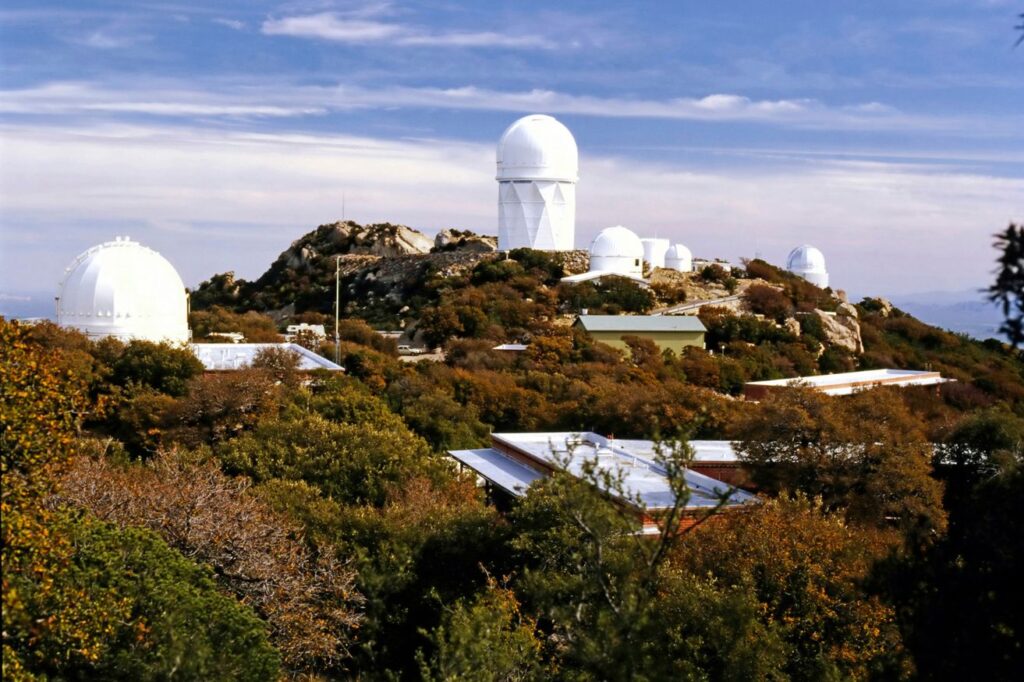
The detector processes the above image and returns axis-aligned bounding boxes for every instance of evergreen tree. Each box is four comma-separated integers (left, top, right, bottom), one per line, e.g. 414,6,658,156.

989,223,1024,347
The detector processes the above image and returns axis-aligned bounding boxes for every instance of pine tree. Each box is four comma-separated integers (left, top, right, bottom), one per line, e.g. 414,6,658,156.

988,223,1024,347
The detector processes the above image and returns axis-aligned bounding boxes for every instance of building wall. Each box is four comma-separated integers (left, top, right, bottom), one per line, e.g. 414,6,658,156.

584,329,705,353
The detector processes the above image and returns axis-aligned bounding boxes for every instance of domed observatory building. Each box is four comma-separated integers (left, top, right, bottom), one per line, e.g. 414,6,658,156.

786,244,829,288
562,226,647,284
664,243,693,272
640,238,669,270
56,237,190,343
496,114,578,251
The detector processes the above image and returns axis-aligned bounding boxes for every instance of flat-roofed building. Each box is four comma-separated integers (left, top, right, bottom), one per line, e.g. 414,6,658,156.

449,432,756,533
574,314,706,353
744,368,950,400
191,343,343,372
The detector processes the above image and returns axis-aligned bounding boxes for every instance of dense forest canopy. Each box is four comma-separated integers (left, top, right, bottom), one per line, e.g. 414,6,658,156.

3,224,1022,679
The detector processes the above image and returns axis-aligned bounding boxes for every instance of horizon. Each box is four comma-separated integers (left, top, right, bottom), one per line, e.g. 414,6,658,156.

1,1,1022,302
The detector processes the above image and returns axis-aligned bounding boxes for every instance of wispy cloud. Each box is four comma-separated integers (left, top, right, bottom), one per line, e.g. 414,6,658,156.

261,11,555,49
2,79,1000,134
212,18,244,31
1,121,1020,296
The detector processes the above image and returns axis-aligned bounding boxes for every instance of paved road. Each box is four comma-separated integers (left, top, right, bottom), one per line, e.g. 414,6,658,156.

651,294,742,316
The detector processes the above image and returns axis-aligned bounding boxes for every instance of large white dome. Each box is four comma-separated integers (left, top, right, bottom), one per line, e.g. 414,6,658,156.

665,243,693,272
589,226,644,276
496,114,578,182
56,237,190,343
786,244,829,288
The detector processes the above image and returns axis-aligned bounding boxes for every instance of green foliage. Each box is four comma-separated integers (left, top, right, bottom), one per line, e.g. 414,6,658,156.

2,319,104,673
97,339,204,397
418,580,543,682
560,276,655,315
988,223,1024,347
219,412,436,506
29,513,279,681
735,387,947,541
189,305,281,342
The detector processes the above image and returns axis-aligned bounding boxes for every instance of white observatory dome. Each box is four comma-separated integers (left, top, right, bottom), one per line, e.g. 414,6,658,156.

640,238,670,270
664,243,693,272
786,244,829,288
56,237,190,344
589,226,644,276
496,114,579,182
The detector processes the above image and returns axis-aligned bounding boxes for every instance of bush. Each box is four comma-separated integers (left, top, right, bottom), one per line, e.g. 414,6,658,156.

743,284,793,322
27,513,280,681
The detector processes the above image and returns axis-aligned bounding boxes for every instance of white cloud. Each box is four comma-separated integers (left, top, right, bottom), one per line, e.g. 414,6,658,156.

260,12,555,49
3,79,1001,134
212,18,245,31
1,122,1020,298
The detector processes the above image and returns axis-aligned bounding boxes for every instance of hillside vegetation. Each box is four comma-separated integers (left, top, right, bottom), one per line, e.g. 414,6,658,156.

4,221,1022,680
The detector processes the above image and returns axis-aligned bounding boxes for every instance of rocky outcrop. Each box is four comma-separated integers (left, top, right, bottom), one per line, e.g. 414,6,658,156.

433,228,497,253
554,250,590,275
814,306,863,354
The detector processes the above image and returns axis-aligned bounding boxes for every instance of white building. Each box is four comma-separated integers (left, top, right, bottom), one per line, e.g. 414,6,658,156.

561,225,647,285
640,238,669,270
496,114,578,251
588,225,645,276
450,432,756,533
56,237,190,344
664,243,693,272
787,244,829,288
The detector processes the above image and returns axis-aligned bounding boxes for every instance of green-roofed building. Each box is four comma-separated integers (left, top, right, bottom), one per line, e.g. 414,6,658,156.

573,315,706,353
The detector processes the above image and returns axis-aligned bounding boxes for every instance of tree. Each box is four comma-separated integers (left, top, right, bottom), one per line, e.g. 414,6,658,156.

676,496,907,680
60,449,363,674
509,440,740,680
217,412,440,507
418,579,543,682
29,512,280,681
988,223,1024,347
734,387,947,541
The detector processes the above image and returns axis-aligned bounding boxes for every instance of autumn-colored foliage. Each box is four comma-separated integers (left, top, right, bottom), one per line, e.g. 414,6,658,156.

59,448,363,674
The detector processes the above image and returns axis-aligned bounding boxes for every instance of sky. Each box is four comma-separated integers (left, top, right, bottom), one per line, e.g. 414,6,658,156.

0,0,1022,306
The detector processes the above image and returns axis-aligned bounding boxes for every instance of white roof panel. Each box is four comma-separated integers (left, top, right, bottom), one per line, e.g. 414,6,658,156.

190,343,343,371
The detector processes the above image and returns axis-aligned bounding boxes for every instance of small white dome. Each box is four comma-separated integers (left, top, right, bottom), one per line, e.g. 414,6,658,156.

57,237,190,343
496,114,578,182
665,243,693,272
589,226,644,276
786,244,829,288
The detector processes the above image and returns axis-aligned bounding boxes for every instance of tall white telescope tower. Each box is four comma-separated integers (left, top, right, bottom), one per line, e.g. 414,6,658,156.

496,114,578,251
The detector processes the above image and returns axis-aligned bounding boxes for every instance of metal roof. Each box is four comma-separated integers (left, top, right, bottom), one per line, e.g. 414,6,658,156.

451,432,754,512
190,343,343,371
575,315,706,333
745,368,949,396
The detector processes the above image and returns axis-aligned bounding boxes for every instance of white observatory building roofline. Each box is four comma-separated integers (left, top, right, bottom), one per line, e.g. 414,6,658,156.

56,236,190,344
496,114,578,251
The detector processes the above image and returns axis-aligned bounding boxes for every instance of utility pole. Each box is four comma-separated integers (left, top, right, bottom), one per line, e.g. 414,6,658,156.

334,256,341,365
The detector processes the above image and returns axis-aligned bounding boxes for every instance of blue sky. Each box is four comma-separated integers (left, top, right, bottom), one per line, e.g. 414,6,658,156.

1,0,1021,304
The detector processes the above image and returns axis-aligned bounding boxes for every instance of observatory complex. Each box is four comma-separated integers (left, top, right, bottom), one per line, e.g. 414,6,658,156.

56,237,190,344
496,114,578,251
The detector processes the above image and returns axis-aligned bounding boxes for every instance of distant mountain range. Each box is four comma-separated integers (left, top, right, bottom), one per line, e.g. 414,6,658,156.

890,289,1005,342
0,292,53,320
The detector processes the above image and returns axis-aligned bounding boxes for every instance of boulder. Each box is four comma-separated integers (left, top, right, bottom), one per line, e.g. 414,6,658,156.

433,228,498,253
837,302,859,319
814,309,863,354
